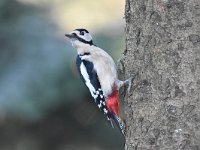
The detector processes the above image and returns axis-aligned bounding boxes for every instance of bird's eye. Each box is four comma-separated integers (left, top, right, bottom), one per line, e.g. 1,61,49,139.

80,31,85,35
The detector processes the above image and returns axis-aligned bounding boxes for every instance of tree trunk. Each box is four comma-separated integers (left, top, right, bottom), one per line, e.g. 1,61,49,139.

123,0,200,149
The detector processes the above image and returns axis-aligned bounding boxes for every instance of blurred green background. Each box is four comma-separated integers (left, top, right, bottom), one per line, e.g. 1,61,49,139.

0,0,125,149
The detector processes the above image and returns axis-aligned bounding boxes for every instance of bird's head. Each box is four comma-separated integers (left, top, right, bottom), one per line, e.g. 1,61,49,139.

65,28,93,48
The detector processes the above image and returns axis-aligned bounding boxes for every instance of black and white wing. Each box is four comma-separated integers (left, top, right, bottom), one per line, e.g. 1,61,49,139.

76,55,108,115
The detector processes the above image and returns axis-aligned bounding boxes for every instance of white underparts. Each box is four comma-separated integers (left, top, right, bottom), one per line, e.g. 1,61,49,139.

76,45,117,98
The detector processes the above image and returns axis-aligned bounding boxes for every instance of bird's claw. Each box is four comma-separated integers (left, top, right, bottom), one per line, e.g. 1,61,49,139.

125,77,133,94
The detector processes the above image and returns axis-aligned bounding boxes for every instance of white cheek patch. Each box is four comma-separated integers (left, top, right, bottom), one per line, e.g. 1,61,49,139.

80,63,97,99
79,33,92,42
85,33,92,41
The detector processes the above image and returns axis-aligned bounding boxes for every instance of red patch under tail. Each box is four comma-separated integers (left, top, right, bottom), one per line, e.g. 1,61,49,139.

105,90,119,116
105,89,125,135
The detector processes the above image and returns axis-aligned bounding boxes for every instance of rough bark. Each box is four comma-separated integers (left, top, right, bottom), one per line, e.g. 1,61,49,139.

123,0,200,149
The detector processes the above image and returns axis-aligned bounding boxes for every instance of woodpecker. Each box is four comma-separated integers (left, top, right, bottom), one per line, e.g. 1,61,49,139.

65,28,132,135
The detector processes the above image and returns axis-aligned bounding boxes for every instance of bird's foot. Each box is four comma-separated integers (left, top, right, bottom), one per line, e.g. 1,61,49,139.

124,77,133,94
116,72,138,94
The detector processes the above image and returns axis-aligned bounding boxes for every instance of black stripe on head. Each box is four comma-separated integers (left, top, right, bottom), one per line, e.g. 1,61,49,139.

72,33,94,46
75,28,89,33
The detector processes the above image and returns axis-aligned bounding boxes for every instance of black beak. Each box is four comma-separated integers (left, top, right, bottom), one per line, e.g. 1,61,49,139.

65,34,72,38
65,33,76,39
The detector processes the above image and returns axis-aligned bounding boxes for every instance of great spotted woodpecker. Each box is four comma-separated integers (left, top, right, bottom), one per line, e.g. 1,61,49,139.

65,28,132,134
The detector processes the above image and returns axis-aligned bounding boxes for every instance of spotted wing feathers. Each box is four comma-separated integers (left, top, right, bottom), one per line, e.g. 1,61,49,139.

76,55,125,135
76,55,108,115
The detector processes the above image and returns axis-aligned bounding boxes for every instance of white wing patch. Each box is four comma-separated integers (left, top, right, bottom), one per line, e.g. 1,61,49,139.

80,62,108,115
80,62,98,99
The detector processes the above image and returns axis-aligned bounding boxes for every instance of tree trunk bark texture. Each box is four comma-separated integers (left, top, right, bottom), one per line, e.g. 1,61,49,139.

123,0,200,149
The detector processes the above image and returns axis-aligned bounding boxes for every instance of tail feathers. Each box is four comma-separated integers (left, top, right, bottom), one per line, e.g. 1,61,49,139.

107,114,125,135
107,116,114,128
113,115,125,135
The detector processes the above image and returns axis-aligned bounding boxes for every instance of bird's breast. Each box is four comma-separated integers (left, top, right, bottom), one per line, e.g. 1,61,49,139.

93,60,117,97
